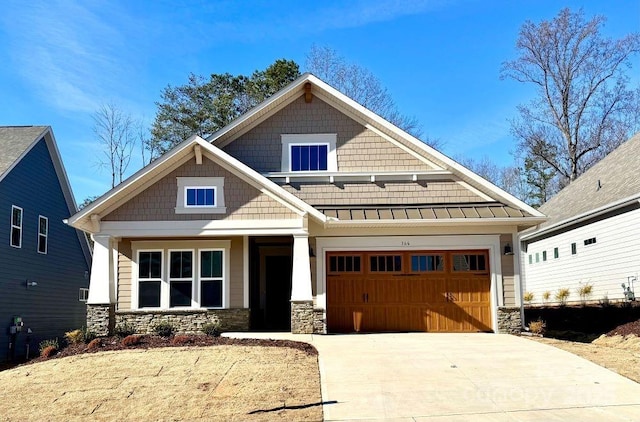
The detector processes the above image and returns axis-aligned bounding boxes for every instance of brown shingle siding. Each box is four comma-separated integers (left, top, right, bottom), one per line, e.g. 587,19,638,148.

224,95,432,173
103,158,297,221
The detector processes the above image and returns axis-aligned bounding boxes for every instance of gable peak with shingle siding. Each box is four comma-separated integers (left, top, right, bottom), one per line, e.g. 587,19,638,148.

209,73,543,220
538,132,640,228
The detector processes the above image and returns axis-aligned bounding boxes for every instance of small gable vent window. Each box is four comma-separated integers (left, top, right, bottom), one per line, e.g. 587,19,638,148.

584,237,597,246
281,134,337,172
176,177,226,214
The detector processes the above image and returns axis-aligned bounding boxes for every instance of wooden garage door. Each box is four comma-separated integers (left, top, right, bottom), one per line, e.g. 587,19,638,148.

326,250,492,333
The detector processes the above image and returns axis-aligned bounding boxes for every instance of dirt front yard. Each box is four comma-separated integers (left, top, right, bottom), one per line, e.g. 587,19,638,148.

528,335,640,384
0,345,322,421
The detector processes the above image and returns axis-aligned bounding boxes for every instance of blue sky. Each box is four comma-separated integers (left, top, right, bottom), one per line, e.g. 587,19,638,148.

1,0,639,203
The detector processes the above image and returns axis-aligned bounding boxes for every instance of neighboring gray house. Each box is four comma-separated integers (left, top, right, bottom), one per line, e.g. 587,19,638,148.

521,132,640,305
0,126,91,361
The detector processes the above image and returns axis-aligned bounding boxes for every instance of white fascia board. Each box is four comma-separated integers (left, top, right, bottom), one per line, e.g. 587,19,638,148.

68,135,200,229
520,195,640,242
100,219,307,237
324,217,546,229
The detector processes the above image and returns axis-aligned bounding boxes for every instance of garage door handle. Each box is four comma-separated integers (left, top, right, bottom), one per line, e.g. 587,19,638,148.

362,293,369,303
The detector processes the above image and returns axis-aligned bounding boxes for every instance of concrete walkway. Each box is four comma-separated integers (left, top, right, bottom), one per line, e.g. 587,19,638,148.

226,333,640,421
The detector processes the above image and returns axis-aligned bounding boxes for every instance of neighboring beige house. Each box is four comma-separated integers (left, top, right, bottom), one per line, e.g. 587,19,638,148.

521,132,640,305
68,74,544,336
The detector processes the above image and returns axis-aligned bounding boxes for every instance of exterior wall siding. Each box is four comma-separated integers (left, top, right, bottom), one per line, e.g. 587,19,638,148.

500,234,516,307
103,158,297,222
223,95,432,172
0,138,89,361
282,180,485,206
522,208,640,305
117,237,245,310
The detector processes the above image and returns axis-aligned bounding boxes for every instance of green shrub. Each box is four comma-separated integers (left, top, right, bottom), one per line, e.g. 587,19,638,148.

82,327,97,343
555,288,570,305
523,292,534,304
202,322,222,337
113,322,136,338
152,321,175,337
39,338,59,356
64,329,85,344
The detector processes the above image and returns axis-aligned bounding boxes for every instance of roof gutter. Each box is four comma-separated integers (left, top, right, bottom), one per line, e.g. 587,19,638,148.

324,216,547,229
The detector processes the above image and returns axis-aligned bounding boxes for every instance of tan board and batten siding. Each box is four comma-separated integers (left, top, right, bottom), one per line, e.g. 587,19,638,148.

116,237,245,310
223,96,433,172
103,158,298,222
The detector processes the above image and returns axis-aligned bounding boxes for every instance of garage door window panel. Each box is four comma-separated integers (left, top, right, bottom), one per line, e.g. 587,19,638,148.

369,255,402,273
328,255,362,274
411,254,445,272
452,254,487,272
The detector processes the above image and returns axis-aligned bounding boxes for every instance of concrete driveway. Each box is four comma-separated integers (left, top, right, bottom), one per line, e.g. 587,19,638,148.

229,332,640,421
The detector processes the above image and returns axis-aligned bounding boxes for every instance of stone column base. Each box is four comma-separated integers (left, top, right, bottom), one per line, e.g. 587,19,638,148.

497,307,522,334
291,301,314,334
87,304,115,337
313,308,326,334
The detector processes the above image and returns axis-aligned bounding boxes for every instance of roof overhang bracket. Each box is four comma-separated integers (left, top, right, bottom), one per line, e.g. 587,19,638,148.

304,82,313,103
194,145,203,165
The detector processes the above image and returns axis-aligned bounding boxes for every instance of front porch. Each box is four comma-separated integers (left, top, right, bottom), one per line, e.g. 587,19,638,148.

85,233,323,336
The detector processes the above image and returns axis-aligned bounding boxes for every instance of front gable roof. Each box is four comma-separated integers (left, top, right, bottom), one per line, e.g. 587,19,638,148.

68,136,327,233
208,73,544,221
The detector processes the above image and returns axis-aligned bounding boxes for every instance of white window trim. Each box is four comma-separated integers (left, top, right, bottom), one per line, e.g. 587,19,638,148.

79,288,89,302
199,248,226,309
281,134,337,172
37,215,48,254
131,240,231,311
168,249,196,309
135,249,164,309
175,177,226,214
10,205,22,248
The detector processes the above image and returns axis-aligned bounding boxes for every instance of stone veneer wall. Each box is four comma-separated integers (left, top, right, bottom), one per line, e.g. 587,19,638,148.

497,307,522,334
291,301,314,334
87,304,115,337
313,308,326,334
115,309,250,334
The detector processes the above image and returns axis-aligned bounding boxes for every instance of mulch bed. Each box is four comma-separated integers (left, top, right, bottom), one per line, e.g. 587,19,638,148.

5,335,317,371
606,319,640,337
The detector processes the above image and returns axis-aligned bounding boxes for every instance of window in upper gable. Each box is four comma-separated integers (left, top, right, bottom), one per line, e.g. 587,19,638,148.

281,134,337,172
175,177,226,214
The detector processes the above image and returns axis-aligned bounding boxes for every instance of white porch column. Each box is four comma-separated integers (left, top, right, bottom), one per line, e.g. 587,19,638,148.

291,234,313,301
88,234,115,304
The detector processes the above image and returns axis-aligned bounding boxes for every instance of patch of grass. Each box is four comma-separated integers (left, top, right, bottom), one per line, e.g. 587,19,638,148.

542,291,551,303
523,292,534,304
555,288,570,305
64,329,85,345
528,319,546,335
577,283,593,303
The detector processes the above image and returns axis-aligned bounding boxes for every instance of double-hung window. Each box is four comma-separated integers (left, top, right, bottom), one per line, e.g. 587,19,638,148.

169,250,193,307
200,250,224,308
138,251,162,308
38,216,48,254
10,205,22,248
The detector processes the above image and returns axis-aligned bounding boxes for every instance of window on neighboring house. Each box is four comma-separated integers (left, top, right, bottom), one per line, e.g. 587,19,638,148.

571,243,577,255
169,250,193,307
200,250,224,308
535,253,539,263
528,254,533,264
542,251,547,262
79,288,89,302
584,237,597,246
281,134,337,172
175,177,226,214
554,247,559,259
10,205,22,248
37,216,48,254
138,251,162,308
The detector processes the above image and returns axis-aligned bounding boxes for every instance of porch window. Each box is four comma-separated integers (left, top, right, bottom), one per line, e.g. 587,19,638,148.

138,251,162,308
200,250,224,308
169,250,193,307
10,205,22,248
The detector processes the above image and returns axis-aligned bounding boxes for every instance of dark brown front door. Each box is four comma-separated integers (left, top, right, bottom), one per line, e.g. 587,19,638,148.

326,251,492,333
